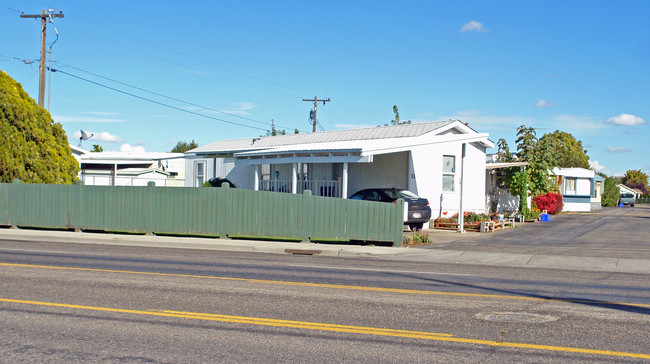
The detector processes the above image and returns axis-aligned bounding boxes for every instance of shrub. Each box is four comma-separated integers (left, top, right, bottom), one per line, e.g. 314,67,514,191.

403,231,431,246
534,192,564,214
602,177,620,207
203,177,236,188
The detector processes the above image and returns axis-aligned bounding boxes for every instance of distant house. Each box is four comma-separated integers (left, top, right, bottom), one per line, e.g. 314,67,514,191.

553,167,604,212
71,146,186,187
185,120,494,227
617,184,644,198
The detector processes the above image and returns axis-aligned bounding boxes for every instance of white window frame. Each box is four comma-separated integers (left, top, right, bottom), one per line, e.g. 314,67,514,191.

442,155,455,192
195,161,206,187
565,177,576,195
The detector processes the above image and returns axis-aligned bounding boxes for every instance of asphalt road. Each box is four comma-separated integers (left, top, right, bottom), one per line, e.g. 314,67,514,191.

1,239,649,363
425,205,650,259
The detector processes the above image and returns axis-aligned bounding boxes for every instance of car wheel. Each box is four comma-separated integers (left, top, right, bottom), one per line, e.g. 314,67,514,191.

409,223,423,231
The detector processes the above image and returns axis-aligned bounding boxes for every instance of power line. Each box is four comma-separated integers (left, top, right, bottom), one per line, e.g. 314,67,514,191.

50,67,268,132
7,54,307,133
7,2,385,130
53,62,300,131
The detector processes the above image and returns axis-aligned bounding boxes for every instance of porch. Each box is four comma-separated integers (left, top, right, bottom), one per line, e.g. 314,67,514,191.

259,179,343,198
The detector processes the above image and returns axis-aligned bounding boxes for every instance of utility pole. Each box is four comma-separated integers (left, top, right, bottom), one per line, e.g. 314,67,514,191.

303,96,330,132
21,9,64,108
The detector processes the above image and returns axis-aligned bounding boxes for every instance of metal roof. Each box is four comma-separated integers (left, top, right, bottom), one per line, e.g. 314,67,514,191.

190,120,456,154
485,161,529,169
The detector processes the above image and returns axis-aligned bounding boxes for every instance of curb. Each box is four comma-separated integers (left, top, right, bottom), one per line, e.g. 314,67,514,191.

0,228,648,274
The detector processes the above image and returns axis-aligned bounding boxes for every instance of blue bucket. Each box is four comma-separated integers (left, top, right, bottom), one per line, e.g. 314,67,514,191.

618,203,624,207
540,213,550,222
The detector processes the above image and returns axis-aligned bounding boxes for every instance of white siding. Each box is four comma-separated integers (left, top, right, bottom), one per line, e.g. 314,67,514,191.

564,202,591,212
185,157,214,187
410,141,487,219
576,178,591,195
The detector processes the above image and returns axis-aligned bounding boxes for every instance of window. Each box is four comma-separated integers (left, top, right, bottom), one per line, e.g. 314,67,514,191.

442,155,455,192
196,161,205,187
565,177,576,194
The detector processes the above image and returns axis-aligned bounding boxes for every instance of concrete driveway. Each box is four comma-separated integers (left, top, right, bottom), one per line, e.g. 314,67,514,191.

422,205,650,260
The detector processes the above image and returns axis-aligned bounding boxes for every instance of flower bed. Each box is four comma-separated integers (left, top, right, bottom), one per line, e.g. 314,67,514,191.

434,211,489,232
433,220,481,232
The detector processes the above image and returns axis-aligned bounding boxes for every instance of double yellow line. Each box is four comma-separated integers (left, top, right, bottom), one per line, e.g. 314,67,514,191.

1,262,649,309
1,297,648,359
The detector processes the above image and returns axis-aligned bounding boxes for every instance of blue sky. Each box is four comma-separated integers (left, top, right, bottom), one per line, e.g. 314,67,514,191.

1,0,648,176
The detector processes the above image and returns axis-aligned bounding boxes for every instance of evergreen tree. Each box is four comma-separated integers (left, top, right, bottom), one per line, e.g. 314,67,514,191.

170,139,199,153
0,70,79,183
601,176,621,207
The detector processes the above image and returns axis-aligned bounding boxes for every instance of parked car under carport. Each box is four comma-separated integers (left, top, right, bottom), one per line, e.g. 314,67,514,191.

349,188,432,231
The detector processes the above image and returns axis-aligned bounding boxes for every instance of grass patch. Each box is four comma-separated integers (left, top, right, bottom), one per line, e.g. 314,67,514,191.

227,235,302,242
310,237,350,244
154,232,220,239
14,226,74,232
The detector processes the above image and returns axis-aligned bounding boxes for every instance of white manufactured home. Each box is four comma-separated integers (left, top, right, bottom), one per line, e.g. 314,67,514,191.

553,167,604,212
70,146,187,187
185,120,493,227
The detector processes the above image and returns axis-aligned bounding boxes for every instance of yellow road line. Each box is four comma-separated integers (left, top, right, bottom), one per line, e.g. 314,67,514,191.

1,262,649,309
1,297,648,359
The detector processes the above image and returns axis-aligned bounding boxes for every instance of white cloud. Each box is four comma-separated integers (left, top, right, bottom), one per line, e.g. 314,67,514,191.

120,144,146,153
605,113,647,126
220,102,256,116
534,99,555,108
551,114,605,130
95,132,125,143
439,110,528,129
460,20,489,34
178,67,212,76
55,116,125,123
589,160,606,172
606,146,631,153
71,131,125,143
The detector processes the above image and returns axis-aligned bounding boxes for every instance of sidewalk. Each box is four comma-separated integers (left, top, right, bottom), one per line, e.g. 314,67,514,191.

1,225,648,274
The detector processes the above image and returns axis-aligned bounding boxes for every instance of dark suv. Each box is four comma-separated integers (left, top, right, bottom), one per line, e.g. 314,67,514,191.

349,188,431,231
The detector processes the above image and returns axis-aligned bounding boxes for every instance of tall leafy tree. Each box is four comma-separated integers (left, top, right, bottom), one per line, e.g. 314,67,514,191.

539,130,590,168
90,144,103,153
264,119,285,136
496,125,556,217
515,125,555,197
170,139,199,153
0,70,79,184
384,105,411,126
262,119,298,137
496,138,514,163
621,169,648,191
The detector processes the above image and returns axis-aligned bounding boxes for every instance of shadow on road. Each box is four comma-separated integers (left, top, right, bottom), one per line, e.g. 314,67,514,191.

395,273,650,315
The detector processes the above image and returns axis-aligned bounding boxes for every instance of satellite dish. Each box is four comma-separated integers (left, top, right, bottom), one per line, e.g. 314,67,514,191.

78,130,94,148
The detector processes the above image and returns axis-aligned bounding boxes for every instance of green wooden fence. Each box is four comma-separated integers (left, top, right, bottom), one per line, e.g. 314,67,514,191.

0,181,405,246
